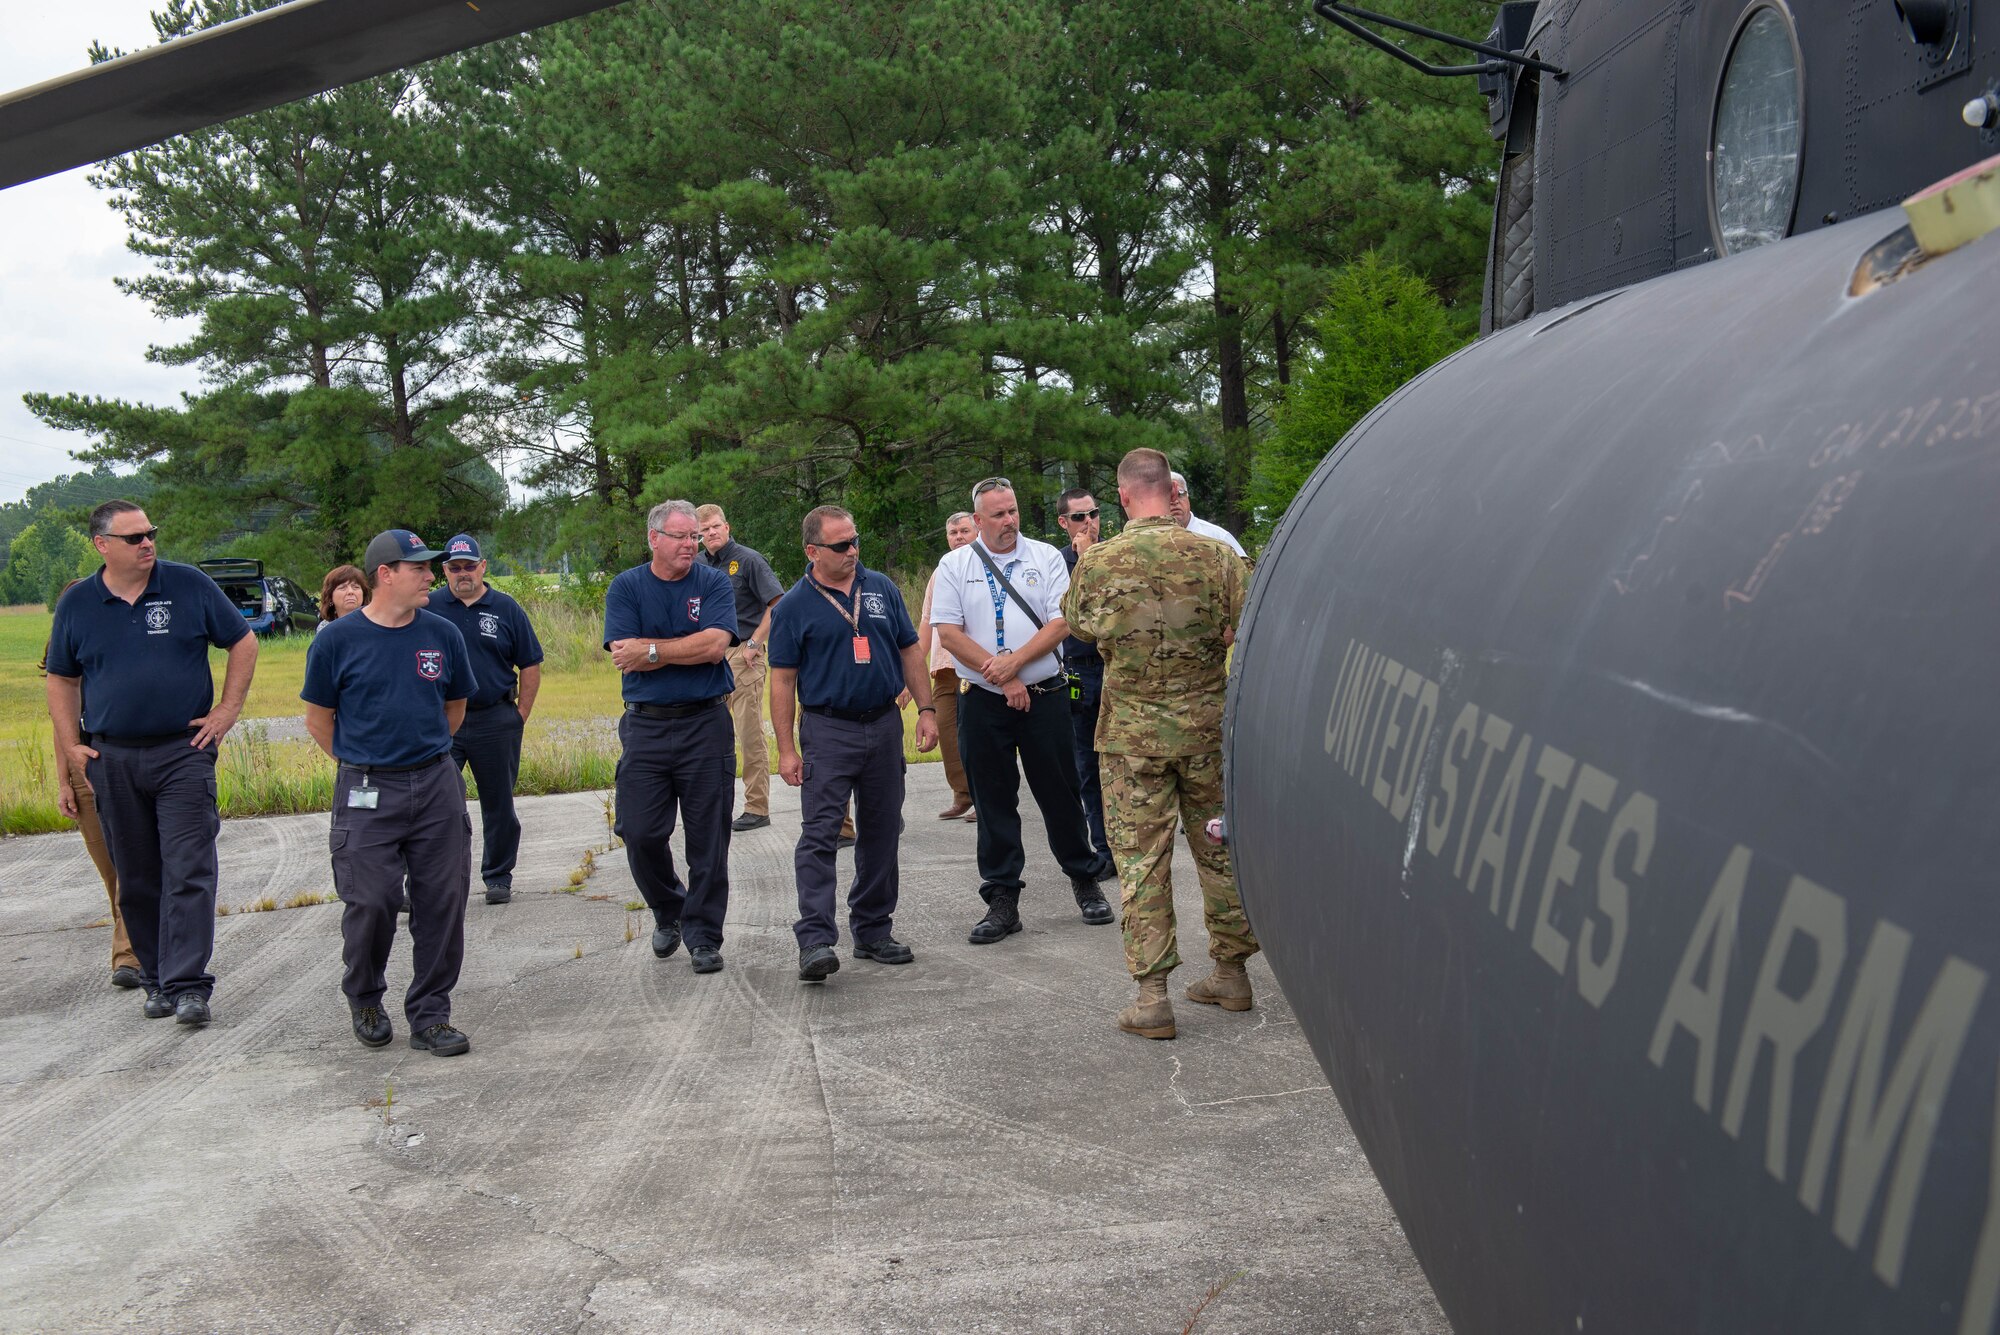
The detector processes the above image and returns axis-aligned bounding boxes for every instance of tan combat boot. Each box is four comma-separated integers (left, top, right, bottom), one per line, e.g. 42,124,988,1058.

1117,974,1176,1040
1185,960,1253,1012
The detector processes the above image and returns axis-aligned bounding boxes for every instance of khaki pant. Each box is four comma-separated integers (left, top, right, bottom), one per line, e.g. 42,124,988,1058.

727,643,772,816
1103,750,1257,980
71,770,138,973
932,668,970,805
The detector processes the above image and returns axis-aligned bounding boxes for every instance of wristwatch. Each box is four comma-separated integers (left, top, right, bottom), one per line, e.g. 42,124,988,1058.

645,642,658,664
749,640,764,652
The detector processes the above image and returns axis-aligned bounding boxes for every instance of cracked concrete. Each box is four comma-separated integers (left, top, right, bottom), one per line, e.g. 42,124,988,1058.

0,764,1445,1333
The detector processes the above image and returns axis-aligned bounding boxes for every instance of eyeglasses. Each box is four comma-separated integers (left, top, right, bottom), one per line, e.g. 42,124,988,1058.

971,476,1013,500
652,528,698,543
102,527,158,545
1062,508,1100,522
811,537,860,554
444,561,481,573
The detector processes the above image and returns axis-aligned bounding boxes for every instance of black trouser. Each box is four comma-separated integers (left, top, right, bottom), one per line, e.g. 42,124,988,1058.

453,701,525,890
86,738,221,1000
329,759,470,1029
957,683,1102,899
794,708,906,949
1068,655,1110,864
614,707,734,949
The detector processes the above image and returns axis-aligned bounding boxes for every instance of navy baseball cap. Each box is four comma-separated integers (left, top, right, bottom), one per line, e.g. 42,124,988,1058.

362,528,445,574
443,534,483,562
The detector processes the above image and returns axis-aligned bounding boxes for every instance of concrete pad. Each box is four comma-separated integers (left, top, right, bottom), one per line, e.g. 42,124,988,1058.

0,764,1446,1333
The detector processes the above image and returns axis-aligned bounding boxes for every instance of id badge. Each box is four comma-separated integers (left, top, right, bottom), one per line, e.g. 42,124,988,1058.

852,635,871,665
347,784,379,810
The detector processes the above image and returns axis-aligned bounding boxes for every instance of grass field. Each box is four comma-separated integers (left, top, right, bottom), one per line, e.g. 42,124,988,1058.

2,587,938,837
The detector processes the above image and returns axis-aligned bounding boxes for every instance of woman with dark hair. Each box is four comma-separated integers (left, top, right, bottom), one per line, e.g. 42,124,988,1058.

42,578,141,989
317,564,366,633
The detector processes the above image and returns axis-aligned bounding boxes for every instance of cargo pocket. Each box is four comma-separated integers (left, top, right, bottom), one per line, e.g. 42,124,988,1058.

328,829,352,903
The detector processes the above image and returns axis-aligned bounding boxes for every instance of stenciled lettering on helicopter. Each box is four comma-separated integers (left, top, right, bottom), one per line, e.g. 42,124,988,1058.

1319,634,2000,1324
1322,636,1646,1008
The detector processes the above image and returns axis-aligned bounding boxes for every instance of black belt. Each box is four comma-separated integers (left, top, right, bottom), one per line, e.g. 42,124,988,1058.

90,728,198,748
1026,678,1067,695
625,697,726,721
344,753,448,774
804,701,897,724
467,694,518,712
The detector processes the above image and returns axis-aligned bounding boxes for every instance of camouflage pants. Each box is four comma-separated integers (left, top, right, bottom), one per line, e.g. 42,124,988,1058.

1103,750,1258,980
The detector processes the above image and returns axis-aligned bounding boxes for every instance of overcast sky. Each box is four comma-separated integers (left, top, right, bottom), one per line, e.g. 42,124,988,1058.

0,3,205,506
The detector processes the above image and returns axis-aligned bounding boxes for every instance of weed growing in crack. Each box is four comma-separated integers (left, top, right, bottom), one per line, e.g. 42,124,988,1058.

572,942,584,960
1180,1271,1246,1334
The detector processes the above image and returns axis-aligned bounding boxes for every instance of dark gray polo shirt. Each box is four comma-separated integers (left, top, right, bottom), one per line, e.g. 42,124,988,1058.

699,539,784,639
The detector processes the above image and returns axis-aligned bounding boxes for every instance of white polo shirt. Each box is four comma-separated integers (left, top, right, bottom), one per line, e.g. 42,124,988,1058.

1187,513,1247,557
929,535,1071,691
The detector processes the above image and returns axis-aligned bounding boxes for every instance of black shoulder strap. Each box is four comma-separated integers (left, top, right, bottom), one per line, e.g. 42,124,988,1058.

971,542,1046,631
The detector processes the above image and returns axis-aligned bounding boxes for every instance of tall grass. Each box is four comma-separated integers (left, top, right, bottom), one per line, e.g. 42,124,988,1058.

0,585,938,839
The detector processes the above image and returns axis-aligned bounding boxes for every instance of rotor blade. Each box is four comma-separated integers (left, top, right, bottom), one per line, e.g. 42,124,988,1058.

0,0,632,191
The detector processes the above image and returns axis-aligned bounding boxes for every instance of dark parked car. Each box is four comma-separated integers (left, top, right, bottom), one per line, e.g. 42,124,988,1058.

196,559,318,637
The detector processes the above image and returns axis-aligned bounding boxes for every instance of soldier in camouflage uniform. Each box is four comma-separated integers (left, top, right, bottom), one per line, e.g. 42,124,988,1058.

1061,447,1258,1040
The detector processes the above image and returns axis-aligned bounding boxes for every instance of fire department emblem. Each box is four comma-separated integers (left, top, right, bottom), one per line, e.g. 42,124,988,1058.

861,592,887,617
477,612,499,637
1023,568,1042,587
686,597,702,621
416,650,444,681
144,605,172,631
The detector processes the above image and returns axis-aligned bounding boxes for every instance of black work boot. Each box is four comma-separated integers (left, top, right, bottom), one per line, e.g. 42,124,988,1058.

1072,877,1115,926
968,890,1022,945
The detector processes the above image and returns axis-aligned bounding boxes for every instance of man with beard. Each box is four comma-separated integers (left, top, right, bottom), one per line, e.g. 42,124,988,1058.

426,534,543,905
929,478,1115,945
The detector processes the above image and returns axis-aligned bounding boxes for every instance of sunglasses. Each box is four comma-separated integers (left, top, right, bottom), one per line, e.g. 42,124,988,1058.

445,561,481,573
103,527,159,545
1062,508,1100,522
812,537,860,554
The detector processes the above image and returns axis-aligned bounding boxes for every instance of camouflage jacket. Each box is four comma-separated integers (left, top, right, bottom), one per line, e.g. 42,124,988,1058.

1061,516,1248,756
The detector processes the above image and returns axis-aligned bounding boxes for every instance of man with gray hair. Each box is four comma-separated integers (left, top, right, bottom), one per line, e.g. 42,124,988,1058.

1169,472,1247,557
931,477,1115,943
916,510,978,819
604,500,741,975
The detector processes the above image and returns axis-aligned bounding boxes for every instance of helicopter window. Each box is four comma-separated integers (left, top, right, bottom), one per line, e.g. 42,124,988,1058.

1711,7,1804,255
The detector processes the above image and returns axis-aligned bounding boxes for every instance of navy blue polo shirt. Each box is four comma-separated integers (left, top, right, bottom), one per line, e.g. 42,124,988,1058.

768,566,917,712
46,560,250,738
301,609,477,767
602,561,738,705
425,584,544,708
1060,545,1099,662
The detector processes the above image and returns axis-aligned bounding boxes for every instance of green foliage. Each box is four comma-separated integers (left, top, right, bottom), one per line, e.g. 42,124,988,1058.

1251,254,1467,539
1,514,97,609
28,0,1502,568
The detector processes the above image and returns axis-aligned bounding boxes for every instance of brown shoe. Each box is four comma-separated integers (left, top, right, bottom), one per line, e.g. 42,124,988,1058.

1117,975,1176,1040
963,808,977,822
1186,960,1253,1012
938,799,973,820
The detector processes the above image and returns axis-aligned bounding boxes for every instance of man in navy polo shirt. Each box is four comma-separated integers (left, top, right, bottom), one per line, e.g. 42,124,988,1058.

45,499,259,1028
426,534,544,905
604,499,739,975
303,528,478,1057
769,505,938,982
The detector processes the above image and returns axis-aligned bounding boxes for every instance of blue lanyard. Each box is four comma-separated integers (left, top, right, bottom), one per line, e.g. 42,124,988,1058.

978,558,1018,650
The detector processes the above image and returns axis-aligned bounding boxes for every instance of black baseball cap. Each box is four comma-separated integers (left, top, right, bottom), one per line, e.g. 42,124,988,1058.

362,529,445,574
